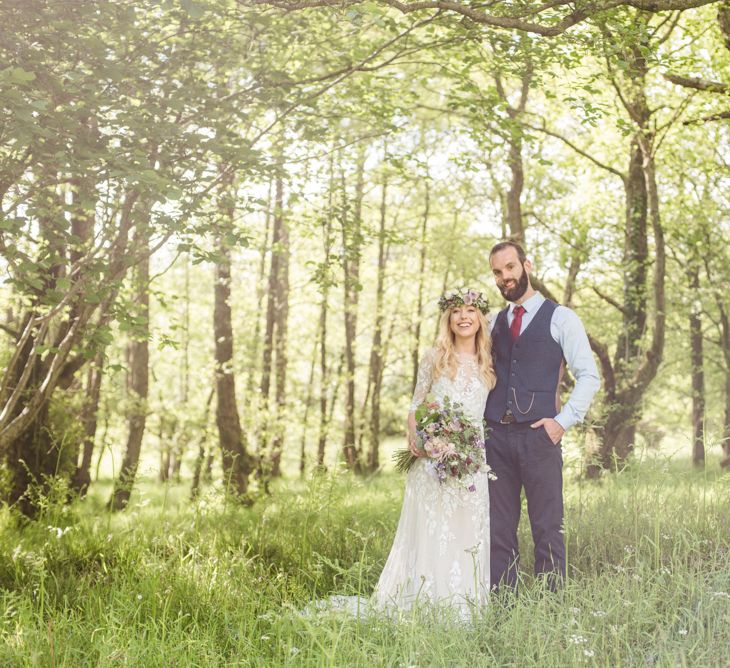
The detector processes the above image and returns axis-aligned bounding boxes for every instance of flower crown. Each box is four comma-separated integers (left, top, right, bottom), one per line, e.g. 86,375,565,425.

438,288,489,315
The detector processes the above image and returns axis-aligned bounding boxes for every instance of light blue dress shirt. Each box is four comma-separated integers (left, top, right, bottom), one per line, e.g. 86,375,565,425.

489,292,600,431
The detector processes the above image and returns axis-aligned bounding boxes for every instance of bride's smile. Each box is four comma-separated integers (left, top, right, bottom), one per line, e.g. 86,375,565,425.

450,306,480,340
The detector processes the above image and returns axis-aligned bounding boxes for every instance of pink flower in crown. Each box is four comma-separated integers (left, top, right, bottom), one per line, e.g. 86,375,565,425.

426,401,439,410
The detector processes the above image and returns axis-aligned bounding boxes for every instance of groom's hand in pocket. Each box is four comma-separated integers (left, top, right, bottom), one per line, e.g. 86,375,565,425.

530,418,565,445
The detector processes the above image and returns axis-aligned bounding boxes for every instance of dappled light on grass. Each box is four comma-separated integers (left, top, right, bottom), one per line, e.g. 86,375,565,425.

0,461,729,665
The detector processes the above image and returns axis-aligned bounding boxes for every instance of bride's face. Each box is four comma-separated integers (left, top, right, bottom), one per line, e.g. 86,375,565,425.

449,305,480,340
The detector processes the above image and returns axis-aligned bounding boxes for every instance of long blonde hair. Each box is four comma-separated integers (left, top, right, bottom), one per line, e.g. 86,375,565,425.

433,309,496,389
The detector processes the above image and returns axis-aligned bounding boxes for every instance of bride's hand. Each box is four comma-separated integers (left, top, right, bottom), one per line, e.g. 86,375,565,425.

407,413,422,457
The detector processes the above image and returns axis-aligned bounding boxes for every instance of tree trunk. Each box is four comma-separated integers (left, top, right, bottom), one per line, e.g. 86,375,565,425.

718,305,730,468
341,151,365,472
269,175,289,477
495,65,532,242
159,406,171,483
5,334,53,517
108,252,150,512
701,232,730,468
688,261,705,468
366,160,389,472
586,28,666,475
720,370,730,469
171,254,192,484
411,182,430,393
589,141,647,468
615,138,649,368
246,178,274,398
299,338,318,477
316,154,336,471
70,350,105,497
190,387,215,501
316,290,330,470
506,134,525,242
259,200,278,455
213,181,251,499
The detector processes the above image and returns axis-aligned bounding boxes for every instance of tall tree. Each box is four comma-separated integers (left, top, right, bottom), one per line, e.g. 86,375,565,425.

687,255,705,468
315,154,337,470
108,243,150,511
270,175,290,477
495,62,533,242
411,181,430,392
366,152,390,472
213,177,253,498
70,351,105,497
341,151,365,472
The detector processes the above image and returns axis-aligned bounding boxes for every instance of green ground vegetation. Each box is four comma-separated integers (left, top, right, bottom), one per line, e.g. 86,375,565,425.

1,456,729,667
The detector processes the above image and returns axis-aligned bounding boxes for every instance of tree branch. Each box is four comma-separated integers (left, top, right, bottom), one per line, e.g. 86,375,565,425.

663,73,728,93
683,110,730,125
243,0,717,36
592,286,628,315
523,121,626,181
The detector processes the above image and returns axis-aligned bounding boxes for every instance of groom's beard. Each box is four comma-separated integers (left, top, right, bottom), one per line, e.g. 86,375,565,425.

498,267,529,302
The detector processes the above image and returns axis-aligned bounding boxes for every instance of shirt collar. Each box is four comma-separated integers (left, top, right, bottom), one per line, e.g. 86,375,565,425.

509,291,544,314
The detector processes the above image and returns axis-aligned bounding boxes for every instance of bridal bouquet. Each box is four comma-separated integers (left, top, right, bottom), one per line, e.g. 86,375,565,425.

394,396,492,491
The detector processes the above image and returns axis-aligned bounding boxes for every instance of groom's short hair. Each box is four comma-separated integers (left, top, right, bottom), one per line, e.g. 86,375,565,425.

490,240,527,264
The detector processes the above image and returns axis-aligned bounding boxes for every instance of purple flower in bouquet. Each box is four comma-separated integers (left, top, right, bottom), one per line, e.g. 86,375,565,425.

394,396,494,491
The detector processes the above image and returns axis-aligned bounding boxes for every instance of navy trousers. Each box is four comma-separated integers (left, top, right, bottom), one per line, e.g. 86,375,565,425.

485,420,565,592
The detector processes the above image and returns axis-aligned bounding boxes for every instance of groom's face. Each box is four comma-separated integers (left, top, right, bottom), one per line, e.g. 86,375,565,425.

490,248,531,302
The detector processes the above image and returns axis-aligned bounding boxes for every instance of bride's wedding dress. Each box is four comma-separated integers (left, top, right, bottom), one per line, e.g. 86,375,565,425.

307,348,490,619
372,348,491,615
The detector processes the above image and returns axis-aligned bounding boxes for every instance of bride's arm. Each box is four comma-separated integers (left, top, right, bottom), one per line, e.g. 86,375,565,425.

408,349,435,456
407,412,420,456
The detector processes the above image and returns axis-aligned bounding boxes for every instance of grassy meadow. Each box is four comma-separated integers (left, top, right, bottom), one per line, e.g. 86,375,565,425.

1,449,729,667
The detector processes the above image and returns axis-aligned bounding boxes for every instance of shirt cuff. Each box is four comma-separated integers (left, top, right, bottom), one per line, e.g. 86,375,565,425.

554,412,574,432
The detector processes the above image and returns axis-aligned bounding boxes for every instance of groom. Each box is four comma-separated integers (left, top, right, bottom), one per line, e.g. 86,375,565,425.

484,241,600,592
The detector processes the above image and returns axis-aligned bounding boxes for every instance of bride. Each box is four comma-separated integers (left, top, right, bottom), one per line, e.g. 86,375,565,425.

373,288,496,615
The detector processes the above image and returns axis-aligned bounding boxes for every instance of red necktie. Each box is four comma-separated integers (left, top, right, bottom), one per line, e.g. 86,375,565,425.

510,305,525,342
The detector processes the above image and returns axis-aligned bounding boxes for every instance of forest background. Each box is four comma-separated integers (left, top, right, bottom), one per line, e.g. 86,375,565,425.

0,0,729,665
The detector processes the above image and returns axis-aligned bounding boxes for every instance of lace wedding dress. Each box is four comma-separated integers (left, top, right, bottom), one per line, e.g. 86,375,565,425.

372,348,491,616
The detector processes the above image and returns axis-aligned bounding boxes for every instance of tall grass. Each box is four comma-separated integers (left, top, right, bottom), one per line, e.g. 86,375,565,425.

1,457,729,666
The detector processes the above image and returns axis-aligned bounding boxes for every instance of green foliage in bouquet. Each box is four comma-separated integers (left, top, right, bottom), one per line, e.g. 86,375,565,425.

394,397,488,488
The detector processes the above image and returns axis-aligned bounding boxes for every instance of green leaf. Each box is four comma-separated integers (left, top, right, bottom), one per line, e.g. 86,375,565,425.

180,0,205,19
56,277,72,292
8,67,36,84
